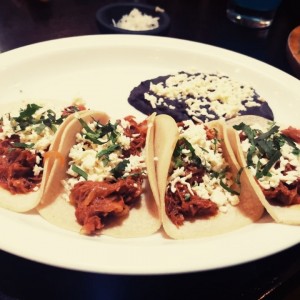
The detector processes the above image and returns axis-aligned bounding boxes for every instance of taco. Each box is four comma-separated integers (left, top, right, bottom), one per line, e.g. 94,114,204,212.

154,115,264,239
38,112,161,237
227,115,300,225
0,100,87,212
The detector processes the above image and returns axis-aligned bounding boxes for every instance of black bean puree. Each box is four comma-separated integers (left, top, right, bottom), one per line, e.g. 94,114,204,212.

128,72,274,123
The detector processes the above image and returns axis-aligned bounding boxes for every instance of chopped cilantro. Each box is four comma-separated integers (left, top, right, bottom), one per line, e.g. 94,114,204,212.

96,144,120,166
34,123,46,135
257,150,282,179
71,164,88,180
255,125,279,142
213,168,240,195
12,142,34,149
211,171,220,179
78,118,119,146
97,121,119,143
220,178,240,196
13,104,42,130
184,193,191,202
180,138,202,166
234,122,289,179
235,167,243,185
273,135,285,150
281,134,297,147
173,142,185,168
255,139,277,159
110,159,129,178
200,147,209,153
293,148,300,156
12,104,64,133
212,128,220,154
246,144,256,167
233,122,255,144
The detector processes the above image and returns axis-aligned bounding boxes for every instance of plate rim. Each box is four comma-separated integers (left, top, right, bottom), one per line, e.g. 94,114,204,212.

0,34,299,275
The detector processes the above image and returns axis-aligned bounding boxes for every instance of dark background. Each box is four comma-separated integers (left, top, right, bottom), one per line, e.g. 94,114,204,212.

1,0,300,77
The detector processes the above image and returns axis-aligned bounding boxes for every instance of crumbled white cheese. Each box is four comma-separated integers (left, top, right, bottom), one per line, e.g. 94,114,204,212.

64,117,147,193
144,72,264,121
0,103,62,153
0,102,68,174
33,165,43,177
178,120,225,173
167,122,240,212
169,167,194,195
113,8,159,31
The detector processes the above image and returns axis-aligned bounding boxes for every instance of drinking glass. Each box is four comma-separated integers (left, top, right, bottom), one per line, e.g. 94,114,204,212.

226,0,282,28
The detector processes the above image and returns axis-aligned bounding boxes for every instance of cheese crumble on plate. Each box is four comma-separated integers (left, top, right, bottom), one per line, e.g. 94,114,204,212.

128,71,274,123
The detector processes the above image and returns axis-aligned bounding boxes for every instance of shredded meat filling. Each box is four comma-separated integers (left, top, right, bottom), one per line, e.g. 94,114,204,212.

69,116,148,235
70,176,143,235
264,129,300,207
0,103,86,195
239,125,300,207
123,116,148,156
166,126,219,226
263,179,300,206
166,183,218,227
61,104,87,118
0,136,41,194
281,126,300,143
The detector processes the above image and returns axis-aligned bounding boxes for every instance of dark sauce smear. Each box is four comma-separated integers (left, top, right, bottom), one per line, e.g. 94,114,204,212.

128,72,274,123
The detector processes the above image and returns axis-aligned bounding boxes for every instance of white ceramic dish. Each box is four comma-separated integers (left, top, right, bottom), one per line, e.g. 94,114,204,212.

0,35,299,275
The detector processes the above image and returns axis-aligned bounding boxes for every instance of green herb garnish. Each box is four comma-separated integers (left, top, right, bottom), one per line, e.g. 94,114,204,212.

256,150,282,179
212,128,220,154
235,167,243,185
13,104,42,130
12,142,34,149
173,142,185,168
71,164,88,180
181,138,202,166
78,118,119,146
213,168,240,195
13,104,63,133
110,159,129,179
97,144,120,166
246,144,256,167
233,122,255,144
281,134,299,152
220,178,240,195
234,122,288,179
255,125,279,142
184,193,191,202
292,148,300,156
40,109,63,132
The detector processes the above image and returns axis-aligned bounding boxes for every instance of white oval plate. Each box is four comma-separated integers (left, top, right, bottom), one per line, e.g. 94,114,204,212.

0,35,299,275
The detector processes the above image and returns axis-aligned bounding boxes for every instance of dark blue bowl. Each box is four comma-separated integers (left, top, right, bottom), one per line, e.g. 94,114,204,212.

96,3,170,36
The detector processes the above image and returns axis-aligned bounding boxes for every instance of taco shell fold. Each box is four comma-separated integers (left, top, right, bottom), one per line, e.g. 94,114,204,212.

227,115,300,225
0,101,88,213
38,112,161,238
155,115,264,239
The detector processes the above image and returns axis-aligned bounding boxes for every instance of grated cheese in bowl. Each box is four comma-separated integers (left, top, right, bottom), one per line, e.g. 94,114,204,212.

113,8,159,31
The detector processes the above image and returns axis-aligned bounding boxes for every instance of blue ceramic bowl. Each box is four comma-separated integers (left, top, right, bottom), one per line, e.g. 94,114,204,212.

96,3,170,36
